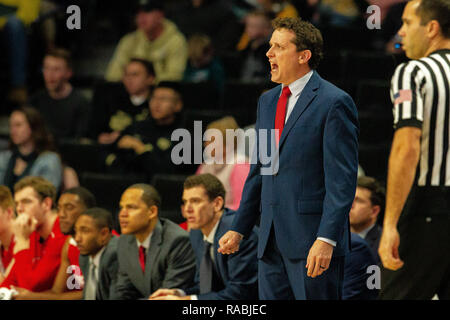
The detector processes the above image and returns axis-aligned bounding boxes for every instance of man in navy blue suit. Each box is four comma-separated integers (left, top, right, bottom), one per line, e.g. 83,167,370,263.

150,174,258,300
218,17,359,300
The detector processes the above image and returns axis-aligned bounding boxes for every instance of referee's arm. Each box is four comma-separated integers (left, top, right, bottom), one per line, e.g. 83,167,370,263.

379,126,421,270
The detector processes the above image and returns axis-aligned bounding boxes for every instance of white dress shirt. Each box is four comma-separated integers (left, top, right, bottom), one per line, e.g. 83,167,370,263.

357,223,376,240
136,232,153,251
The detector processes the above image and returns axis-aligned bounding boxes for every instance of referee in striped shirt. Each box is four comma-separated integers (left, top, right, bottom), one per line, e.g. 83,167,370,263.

378,0,450,299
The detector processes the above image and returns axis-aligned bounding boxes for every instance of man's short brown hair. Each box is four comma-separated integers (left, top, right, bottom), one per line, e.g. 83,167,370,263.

272,17,323,70
184,174,226,204
14,176,57,204
45,48,73,69
0,186,14,211
416,0,450,38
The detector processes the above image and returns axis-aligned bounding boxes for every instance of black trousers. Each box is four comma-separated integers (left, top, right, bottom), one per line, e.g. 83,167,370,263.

379,214,450,299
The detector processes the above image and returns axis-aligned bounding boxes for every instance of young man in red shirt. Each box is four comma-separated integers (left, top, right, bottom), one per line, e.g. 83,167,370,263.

0,176,67,292
0,186,16,283
11,187,97,299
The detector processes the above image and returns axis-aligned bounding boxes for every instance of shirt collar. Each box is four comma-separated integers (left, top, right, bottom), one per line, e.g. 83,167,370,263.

203,219,221,245
136,231,153,250
282,70,314,98
357,223,376,239
89,245,107,268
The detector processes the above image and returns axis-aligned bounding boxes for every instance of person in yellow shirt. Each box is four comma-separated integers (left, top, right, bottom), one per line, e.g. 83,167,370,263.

0,0,41,104
105,0,187,83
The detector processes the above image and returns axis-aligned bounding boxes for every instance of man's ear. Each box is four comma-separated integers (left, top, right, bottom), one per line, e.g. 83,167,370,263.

99,227,110,245
298,50,312,65
427,20,441,39
213,196,224,213
371,205,381,218
6,207,16,219
42,197,53,212
146,75,155,86
148,205,159,220
174,100,183,113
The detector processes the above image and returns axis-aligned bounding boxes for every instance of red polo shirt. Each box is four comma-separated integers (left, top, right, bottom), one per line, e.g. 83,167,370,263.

0,235,15,272
0,217,67,291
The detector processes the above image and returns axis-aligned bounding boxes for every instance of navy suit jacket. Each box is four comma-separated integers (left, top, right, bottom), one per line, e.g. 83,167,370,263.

231,71,359,259
343,233,379,300
185,209,259,300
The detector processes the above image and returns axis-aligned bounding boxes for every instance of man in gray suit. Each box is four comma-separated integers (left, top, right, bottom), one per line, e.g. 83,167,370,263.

112,184,195,299
75,207,119,300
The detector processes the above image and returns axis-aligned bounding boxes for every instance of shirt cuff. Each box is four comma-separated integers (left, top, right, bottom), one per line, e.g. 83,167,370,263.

175,289,186,297
317,237,336,247
190,295,198,300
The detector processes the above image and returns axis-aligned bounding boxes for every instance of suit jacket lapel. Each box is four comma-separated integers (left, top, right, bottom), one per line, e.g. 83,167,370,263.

278,71,320,149
145,219,163,294
127,235,147,295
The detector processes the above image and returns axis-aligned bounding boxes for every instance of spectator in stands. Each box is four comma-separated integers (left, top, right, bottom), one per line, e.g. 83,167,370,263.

0,176,67,292
105,0,187,83
292,0,321,22
0,0,40,105
29,48,90,142
237,0,298,51
106,81,185,180
91,58,156,145
343,233,379,300
76,207,119,300
240,10,272,83
0,106,63,191
150,174,258,300
11,186,97,300
319,0,363,27
0,186,15,283
350,176,385,262
197,116,250,211
111,184,195,299
169,0,241,55
183,34,225,97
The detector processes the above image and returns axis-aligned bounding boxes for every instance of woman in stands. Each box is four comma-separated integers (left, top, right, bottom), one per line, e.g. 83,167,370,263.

197,116,250,211
0,106,62,190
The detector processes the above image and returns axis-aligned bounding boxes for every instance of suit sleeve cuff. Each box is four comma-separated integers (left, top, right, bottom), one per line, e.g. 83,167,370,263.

317,237,336,247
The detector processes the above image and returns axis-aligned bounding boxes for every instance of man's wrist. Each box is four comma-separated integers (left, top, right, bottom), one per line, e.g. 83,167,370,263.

317,237,336,247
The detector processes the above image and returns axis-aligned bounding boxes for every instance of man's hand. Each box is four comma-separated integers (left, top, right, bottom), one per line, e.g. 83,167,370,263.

98,131,120,144
12,214,37,240
306,239,334,278
378,226,404,270
10,286,32,300
218,231,243,255
117,135,146,154
149,289,181,299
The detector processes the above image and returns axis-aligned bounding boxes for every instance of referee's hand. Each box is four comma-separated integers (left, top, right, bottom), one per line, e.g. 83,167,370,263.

378,227,404,271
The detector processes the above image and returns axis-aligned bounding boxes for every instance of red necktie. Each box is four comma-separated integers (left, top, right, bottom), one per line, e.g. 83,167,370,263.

274,86,292,145
139,245,146,273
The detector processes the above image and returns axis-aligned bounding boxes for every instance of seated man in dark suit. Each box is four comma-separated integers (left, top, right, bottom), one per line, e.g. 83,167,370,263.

350,176,385,263
75,207,120,300
343,233,379,300
150,174,258,300
111,184,195,299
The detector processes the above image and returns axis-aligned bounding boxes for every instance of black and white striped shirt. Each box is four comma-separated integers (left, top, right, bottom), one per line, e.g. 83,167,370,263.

391,49,450,187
